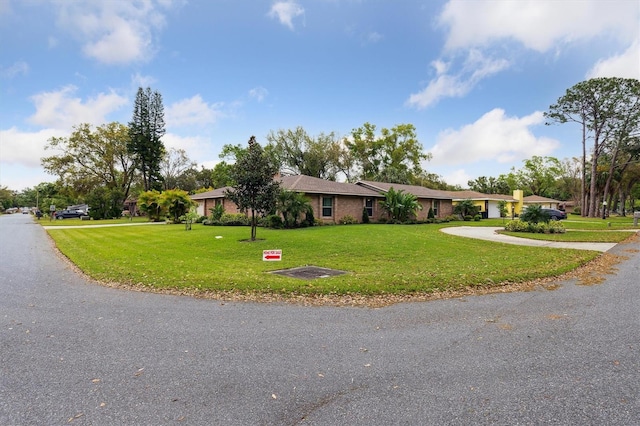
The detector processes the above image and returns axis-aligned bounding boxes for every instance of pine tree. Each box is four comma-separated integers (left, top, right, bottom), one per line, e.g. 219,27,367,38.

128,87,166,191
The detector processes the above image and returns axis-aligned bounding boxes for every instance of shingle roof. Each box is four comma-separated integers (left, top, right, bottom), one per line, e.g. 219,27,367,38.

357,181,453,200
281,175,381,197
190,187,232,200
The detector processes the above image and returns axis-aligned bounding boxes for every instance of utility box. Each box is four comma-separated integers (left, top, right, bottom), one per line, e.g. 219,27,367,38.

634,211,640,226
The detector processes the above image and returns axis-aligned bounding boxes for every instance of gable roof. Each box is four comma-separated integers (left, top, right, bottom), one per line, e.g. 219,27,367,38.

357,180,453,200
280,175,380,197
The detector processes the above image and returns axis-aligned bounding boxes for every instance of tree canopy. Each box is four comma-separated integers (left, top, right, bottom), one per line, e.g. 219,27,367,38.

345,123,431,184
545,77,640,217
41,122,136,217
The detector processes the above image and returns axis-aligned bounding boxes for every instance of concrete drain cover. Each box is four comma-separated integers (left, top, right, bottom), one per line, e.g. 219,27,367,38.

269,266,347,280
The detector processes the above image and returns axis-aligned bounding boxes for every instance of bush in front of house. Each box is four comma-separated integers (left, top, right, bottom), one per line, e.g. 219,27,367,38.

203,213,250,226
362,207,370,224
261,214,283,229
505,219,566,234
339,215,358,225
520,205,550,224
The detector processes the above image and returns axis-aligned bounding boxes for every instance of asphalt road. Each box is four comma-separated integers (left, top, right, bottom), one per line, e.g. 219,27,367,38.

1,213,639,425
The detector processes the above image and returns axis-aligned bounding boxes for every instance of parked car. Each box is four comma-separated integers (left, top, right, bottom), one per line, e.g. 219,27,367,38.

541,208,567,220
55,209,88,219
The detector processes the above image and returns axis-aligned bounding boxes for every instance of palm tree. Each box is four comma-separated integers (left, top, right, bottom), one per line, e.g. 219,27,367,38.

380,187,422,222
277,190,312,228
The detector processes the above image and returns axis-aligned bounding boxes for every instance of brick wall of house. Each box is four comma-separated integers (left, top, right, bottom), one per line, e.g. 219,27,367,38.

306,194,382,223
201,198,243,217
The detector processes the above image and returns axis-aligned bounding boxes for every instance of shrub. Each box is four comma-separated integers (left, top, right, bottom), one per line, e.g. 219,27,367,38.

219,213,250,226
196,215,207,223
304,208,315,227
427,207,435,220
520,205,550,224
573,206,581,215
464,215,473,221
209,204,225,221
473,214,481,221
262,214,283,229
362,207,370,224
378,217,388,224
339,215,358,225
505,219,566,234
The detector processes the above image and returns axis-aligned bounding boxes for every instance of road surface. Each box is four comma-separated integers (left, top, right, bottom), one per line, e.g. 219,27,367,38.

1,213,638,425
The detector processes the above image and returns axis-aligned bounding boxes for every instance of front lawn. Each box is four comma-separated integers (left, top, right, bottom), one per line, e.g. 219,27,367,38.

46,223,599,297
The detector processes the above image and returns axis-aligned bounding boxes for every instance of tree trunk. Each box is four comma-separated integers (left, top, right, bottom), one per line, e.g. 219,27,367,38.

250,209,257,241
581,121,587,217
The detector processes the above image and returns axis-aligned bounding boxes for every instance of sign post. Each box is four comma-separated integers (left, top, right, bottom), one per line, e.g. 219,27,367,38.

262,250,282,261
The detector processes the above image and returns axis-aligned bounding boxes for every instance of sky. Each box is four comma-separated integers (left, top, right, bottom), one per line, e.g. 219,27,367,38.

1,0,639,191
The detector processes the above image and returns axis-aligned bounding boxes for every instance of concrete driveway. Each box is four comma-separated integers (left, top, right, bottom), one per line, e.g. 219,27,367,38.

440,226,627,252
2,214,639,425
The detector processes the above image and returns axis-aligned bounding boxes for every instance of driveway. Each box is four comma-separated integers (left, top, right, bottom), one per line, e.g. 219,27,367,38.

2,214,639,425
440,226,627,252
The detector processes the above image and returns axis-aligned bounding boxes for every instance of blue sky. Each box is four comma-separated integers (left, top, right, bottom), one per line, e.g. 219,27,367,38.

1,0,638,191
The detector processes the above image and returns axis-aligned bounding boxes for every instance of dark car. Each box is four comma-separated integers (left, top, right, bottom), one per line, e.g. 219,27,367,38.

55,209,88,219
542,208,567,220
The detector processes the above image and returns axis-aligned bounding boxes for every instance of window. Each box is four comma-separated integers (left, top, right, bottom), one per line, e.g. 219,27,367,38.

365,198,373,217
215,199,222,207
322,197,333,217
433,200,440,217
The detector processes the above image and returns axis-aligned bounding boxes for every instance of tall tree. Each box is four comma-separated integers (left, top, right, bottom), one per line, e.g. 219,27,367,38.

225,136,281,241
346,123,431,184
128,87,166,191
467,175,511,194
266,127,342,180
510,156,563,198
41,122,136,216
545,77,640,217
161,148,196,190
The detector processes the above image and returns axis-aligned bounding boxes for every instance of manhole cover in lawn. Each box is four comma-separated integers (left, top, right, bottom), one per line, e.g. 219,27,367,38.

270,266,347,280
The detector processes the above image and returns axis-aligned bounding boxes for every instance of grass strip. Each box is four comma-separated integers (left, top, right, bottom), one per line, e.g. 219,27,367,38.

47,223,599,296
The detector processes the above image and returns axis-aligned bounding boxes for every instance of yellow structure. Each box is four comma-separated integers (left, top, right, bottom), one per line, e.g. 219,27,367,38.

512,190,524,215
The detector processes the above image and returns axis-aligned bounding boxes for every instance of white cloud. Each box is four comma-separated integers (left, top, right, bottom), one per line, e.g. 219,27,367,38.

27,85,128,129
438,0,639,52
430,108,559,166
161,133,214,165
0,127,60,168
268,1,305,30
587,38,640,79
53,0,176,65
406,50,509,109
249,86,268,102
1,61,29,78
131,72,158,89
410,0,640,107
442,169,473,188
165,95,223,128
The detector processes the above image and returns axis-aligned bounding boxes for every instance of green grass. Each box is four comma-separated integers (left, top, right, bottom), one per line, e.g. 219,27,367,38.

561,215,637,230
46,223,600,296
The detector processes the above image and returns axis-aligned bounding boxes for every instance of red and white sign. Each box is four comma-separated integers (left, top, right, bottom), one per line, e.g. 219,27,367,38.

263,249,282,261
